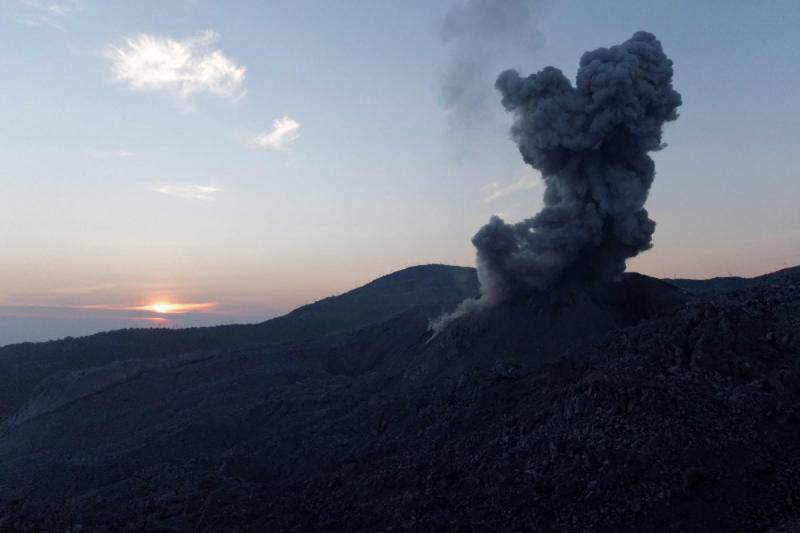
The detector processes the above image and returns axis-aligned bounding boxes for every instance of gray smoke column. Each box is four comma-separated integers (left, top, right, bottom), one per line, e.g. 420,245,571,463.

432,31,681,333
439,0,540,130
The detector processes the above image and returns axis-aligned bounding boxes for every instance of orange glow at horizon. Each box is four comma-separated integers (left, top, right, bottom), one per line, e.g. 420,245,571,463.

136,302,217,314
77,302,218,314
132,316,171,324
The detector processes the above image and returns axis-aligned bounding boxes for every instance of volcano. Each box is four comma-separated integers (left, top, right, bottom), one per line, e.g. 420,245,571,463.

1,265,799,531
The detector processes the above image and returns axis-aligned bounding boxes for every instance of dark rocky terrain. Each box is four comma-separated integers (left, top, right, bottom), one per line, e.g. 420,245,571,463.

1,264,799,532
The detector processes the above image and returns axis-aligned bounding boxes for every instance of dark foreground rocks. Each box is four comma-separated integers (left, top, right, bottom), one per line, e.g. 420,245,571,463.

1,266,799,531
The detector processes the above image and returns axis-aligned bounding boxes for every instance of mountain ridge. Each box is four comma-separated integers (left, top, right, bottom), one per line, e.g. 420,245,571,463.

1,263,799,531
5,263,799,354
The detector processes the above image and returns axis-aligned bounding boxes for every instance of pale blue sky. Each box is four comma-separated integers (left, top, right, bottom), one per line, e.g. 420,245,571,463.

1,0,799,344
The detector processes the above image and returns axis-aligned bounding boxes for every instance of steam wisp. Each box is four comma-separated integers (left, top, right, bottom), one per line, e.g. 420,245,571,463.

439,0,540,131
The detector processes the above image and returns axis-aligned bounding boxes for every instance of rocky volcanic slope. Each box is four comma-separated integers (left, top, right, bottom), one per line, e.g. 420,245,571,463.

256,269,800,532
1,266,799,532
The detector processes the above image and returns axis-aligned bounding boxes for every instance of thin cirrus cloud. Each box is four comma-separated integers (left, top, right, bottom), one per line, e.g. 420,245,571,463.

480,173,541,203
21,0,81,16
152,184,221,201
104,30,246,106
47,281,182,295
77,302,217,314
18,0,82,28
250,117,301,151
85,148,135,159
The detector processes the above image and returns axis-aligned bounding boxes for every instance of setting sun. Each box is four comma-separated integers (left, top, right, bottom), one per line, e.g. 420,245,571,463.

139,302,217,314
77,302,218,315
147,303,177,314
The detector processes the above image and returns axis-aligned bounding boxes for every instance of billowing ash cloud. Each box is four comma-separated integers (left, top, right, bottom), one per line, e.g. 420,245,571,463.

432,31,681,333
439,0,540,130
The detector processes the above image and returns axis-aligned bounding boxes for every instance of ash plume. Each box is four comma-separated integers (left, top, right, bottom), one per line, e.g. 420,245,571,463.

439,0,540,132
432,31,681,333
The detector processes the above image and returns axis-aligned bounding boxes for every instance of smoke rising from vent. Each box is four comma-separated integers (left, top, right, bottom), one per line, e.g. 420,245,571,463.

439,0,540,131
432,31,681,333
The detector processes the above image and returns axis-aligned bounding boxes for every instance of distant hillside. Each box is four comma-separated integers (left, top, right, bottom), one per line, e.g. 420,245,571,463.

0,264,477,422
248,263,478,345
0,264,477,359
665,265,800,294
2,264,800,531
665,275,755,294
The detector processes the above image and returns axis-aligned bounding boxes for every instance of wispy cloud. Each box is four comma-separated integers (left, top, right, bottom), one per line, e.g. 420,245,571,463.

105,30,246,106
480,173,541,202
77,302,217,314
18,0,83,29
0,302,218,317
251,117,301,151
48,281,180,295
152,184,220,201
85,148,135,159
49,282,119,295
21,0,81,16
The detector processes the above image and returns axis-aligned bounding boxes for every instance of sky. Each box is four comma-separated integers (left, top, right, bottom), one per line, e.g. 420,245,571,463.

1,0,799,345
